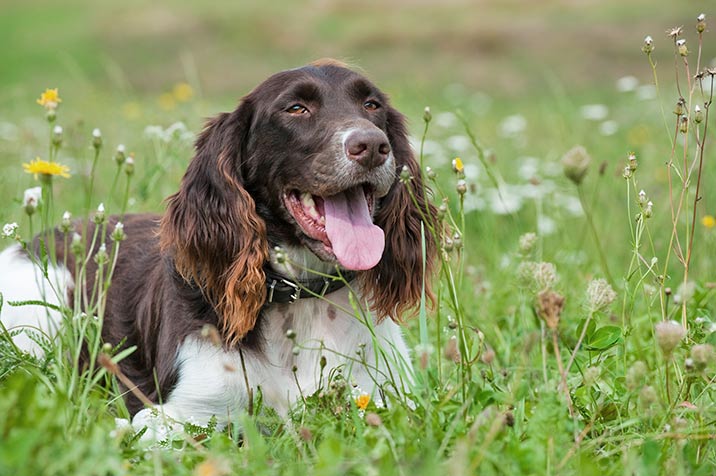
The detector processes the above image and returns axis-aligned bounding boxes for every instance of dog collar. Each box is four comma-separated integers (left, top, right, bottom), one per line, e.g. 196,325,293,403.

264,268,355,304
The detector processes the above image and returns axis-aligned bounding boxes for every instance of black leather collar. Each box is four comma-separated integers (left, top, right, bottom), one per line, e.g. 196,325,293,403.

264,268,356,304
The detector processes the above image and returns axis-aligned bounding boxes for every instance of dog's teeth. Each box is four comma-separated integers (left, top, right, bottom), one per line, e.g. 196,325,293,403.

300,192,322,222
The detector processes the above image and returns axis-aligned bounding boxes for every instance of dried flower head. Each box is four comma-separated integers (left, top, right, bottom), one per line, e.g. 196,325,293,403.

536,289,565,330
586,278,617,313
561,145,591,185
667,26,683,39
655,320,685,356
676,38,688,57
690,344,714,371
444,336,461,363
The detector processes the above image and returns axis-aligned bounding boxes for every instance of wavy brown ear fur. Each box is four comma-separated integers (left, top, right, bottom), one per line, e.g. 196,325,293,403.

361,107,438,321
160,101,268,346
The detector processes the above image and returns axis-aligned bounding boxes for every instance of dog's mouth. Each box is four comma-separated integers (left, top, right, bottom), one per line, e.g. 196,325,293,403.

283,185,385,270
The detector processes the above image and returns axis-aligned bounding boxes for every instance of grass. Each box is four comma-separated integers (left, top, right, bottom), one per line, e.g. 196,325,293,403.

1,1,716,475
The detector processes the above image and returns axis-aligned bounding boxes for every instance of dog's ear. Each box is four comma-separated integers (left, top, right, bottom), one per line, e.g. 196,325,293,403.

361,107,438,322
160,99,268,346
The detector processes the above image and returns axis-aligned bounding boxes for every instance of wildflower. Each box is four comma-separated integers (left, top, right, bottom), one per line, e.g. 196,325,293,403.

627,152,638,171
637,189,647,205
70,232,83,256
697,13,706,33
425,166,436,180
481,347,495,365
124,155,135,176
60,211,72,233
534,261,558,290
703,215,716,228
444,336,461,363
36,88,62,110
94,243,109,265
355,393,370,411
642,35,654,54
23,186,42,216
694,105,703,123
561,145,591,185
452,157,464,174
423,106,432,124
285,329,296,340
622,166,633,179
536,289,565,330
643,201,653,219
111,222,126,242
115,144,126,165
23,157,71,181
52,125,63,147
690,344,714,371
518,232,537,255
94,203,106,225
676,38,688,57
586,278,617,313
2,222,18,239
92,128,102,150
399,165,411,183
673,281,696,304
172,82,194,102
655,321,685,357
456,179,467,196
437,200,448,220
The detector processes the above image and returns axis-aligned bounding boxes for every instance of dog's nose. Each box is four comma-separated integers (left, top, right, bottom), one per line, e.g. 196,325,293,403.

344,129,391,169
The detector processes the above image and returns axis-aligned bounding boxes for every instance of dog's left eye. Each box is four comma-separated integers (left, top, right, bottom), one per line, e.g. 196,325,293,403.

363,100,380,111
286,104,309,115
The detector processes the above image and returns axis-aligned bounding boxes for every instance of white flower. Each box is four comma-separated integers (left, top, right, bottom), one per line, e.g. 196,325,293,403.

23,186,42,208
92,128,102,138
2,222,18,238
53,125,63,135
580,104,609,121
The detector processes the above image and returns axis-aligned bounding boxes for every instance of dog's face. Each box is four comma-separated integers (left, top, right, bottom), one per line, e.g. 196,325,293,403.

241,64,398,270
161,61,436,344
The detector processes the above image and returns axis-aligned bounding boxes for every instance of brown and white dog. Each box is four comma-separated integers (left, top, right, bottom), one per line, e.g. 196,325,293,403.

0,61,436,437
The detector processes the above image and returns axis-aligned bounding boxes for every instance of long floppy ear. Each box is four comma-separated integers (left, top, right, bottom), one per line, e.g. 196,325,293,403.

361,107,438,322
160,100,268,346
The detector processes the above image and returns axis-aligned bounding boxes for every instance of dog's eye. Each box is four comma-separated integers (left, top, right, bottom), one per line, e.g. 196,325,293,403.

286,104,309,115
363,100,380,111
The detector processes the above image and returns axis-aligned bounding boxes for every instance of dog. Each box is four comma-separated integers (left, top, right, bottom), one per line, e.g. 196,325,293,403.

0,60,437,437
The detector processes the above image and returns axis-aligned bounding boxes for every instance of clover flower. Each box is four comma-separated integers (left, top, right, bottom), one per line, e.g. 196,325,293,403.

36,88,62,110
586,278,617,313
23,157,71,181
655,321,685,357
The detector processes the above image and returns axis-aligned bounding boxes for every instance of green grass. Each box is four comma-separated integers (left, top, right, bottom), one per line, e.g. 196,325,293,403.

1,1,716,475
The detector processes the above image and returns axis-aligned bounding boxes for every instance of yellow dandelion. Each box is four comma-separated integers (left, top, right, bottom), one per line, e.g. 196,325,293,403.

23,157,71,180
703,215,716,229
36,88,62,110
355,393,370,411
452,157,464,174
173,82,194,102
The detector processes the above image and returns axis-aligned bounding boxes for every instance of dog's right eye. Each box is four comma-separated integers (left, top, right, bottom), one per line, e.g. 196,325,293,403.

286,104,309,115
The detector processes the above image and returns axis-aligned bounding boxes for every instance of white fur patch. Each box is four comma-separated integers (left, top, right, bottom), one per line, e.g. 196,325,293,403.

0,245,73,356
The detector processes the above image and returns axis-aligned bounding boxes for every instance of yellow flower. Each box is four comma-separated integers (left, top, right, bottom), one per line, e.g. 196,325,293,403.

23,157,71,180
173,82,194,102
355,393,370,411
36,88,62,110
703,215,716,229
158,93,176,111
452,157,464,174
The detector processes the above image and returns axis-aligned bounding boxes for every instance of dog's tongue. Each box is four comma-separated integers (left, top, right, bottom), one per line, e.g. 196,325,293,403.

323,187,385,270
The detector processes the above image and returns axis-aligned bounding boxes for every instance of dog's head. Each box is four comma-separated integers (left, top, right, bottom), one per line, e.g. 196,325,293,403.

161,60,437,344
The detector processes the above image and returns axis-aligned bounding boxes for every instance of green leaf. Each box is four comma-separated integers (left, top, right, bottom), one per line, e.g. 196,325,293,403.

584,326,622,351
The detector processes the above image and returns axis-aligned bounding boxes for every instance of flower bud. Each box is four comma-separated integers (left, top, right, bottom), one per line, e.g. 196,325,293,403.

638,189,647,205
23,187,42,216
694,105,703,124
92,128,102,150
642,35,654,54
697,13,706,33
627,152,638,171
70,232,83,256
94,203,106,225
679,116,689,134
399,165,411,183
561,145,591,185
46,109,57,123
60,211,72,233
94,243,109,265
52,125,63,147
274,246,287,264
456,179,467,196
452,157,464,175
115,144,126,165
690,343,714,371
643,201,653,219
676,38,688,57
437,201,448,220
452,232,462,249
423,106,432,124
286,329,296,340
622,166,633,179
425,166,436,180
124,156,135,176
111,222,126,242
674,98,686,116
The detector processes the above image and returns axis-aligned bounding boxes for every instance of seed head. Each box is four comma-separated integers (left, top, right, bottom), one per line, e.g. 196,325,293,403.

423,106,432,124
642,35,654,54
674,98,686,116
697,14,706,33
425,166,436,180
694,105,703,124
639,385,658,408
399,165,411,183
643,201,653,219
93,203,106,224
586,278,617,313
679,115,689,133
561,145,591,185
667,26,683,39
444,336,461,363
655,320,685,356
124,155,135,176
23,187,42,216
690,344,714,371
60,211,72,233
676,38,688,57
622,165,633,179
70,232,83,256
627,152,638,171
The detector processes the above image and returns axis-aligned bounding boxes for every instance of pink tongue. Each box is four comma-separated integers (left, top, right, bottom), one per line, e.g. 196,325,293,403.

323,187,385,270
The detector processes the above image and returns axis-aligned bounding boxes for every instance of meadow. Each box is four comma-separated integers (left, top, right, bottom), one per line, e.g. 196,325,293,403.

1,1,715,474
